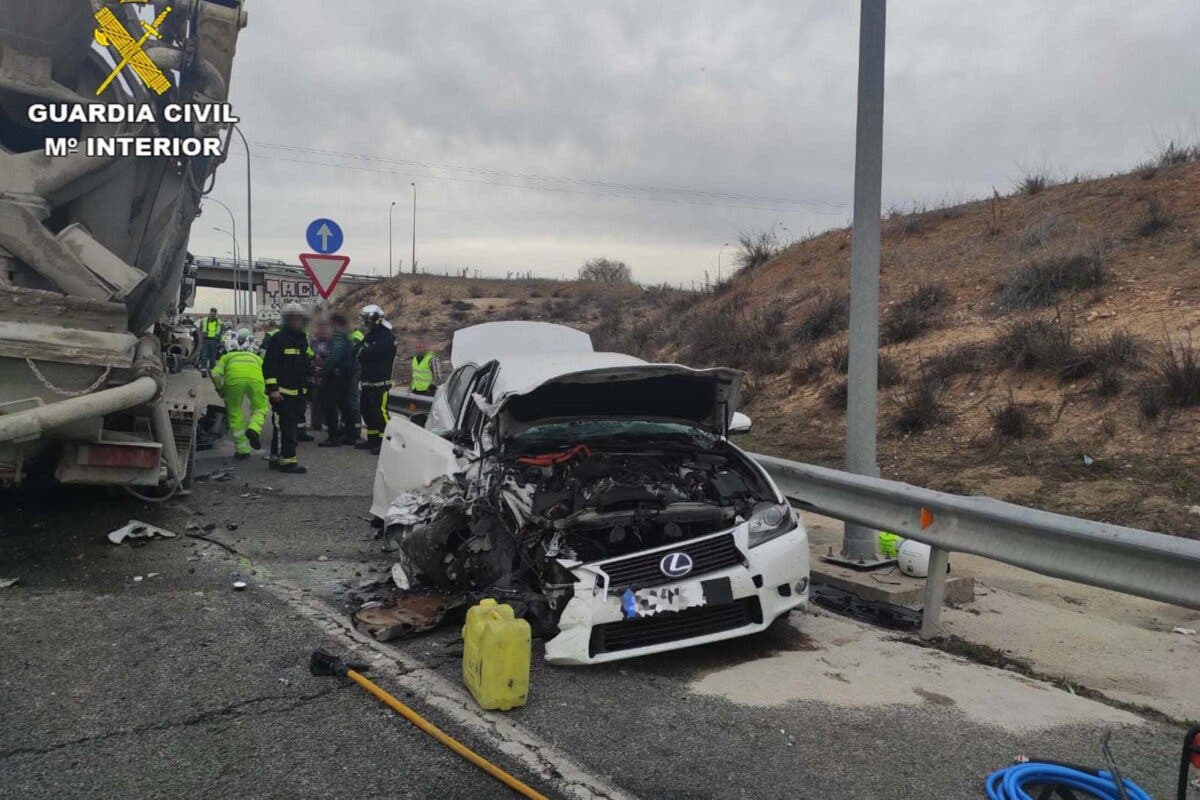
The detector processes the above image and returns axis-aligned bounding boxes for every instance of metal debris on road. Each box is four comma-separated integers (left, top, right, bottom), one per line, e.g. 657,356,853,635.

1173,626,1196,635
232,581,248,590
107,520,178,545
0,578,18,589
196,469,235,482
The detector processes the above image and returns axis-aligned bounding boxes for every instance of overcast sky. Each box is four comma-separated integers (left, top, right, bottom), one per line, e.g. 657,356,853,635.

190,0,1200,307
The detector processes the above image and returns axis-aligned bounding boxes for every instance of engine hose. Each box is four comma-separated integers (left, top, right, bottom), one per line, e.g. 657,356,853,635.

985,762,1151,800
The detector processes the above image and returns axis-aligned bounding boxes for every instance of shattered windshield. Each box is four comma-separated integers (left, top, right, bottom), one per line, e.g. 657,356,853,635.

508,419,718,451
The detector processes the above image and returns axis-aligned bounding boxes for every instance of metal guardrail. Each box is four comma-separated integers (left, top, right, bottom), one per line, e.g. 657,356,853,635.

388,389,434,416
753,453,1200,637
380,392,1200,636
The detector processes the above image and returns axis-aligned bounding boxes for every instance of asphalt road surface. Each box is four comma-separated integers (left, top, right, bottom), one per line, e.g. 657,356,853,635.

0,422,1189,799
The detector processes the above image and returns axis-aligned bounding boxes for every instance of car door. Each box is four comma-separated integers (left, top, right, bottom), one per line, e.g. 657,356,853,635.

428,363,478,436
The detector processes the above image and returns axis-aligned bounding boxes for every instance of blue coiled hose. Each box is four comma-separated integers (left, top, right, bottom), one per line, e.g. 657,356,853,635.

985,762,1152,800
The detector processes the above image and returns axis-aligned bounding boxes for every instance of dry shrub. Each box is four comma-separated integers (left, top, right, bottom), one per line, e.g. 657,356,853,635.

988,394,1041,439
1134,196,1174,237
881,282,947,344
794,291,850,343
409,282,425,295
895,378,944,434
996,246,1106,310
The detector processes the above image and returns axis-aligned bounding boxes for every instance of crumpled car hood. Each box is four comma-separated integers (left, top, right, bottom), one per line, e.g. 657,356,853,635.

495,363,743,436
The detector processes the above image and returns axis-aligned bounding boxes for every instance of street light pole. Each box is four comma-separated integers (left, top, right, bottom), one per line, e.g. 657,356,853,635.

231,124,253,322
205,198,238,318
717,241,729,282
842,0,887,565
410,182,417,274
213,227,239,313
388,201,396,277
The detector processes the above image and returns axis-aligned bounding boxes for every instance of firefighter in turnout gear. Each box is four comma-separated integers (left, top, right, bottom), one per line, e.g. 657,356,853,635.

210,329,268,458
262,303,312,473
355,304,396,455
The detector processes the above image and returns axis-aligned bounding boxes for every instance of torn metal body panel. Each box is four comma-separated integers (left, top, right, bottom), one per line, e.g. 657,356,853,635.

371,329,810,665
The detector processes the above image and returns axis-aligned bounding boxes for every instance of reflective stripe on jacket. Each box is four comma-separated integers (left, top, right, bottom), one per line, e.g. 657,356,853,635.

211,350,264,391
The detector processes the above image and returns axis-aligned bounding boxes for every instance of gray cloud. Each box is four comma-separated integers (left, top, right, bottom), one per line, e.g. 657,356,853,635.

191,0,1200,304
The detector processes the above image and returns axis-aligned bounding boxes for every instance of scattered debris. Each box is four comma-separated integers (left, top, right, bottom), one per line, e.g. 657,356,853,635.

146,572,160,579
1189,505,1200,516
1172,626,1196,636
226,523,239,531
0,578,18,589
133,575,144,582
184,532,238,554
1082,454,1095,466
353,591,466,641
196,469,234,482
107,520,177,545
232,581,248,590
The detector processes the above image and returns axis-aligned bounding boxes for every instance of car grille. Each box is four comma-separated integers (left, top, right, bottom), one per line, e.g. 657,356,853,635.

589,597,763,656
595,533,744,592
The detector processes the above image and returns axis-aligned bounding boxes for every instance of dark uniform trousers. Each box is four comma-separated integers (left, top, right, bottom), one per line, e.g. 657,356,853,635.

271,393,305,464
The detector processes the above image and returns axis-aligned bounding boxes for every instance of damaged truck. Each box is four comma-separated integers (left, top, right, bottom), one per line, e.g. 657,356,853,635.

0,1,247,490
370,321,810,665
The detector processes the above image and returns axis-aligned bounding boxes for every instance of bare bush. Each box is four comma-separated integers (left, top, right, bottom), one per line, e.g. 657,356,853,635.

895,379,944,434
578,257,633,283
1017,213,1057,253
924,342,982,386
735,230,778,272
1156,138,1196,167
882,282,947,344
789,354,822,387
794,291,850,343
823,378,848,411
988,393,1041,439
1134,196,1174,237
1153,334,1200,408
409,282,425,295
996,246,1106,310
1016,167,1052,196
994,315,1078,374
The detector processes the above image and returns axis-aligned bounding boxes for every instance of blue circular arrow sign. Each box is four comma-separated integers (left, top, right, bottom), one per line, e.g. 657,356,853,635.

305,218,344,255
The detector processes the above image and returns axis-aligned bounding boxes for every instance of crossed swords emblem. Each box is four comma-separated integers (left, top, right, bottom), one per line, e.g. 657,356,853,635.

93,3,173,96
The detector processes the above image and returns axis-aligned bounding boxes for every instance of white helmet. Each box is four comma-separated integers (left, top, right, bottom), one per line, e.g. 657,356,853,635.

360,304,385,325
236,327,251,346
281,302,309,321
897,539,932,578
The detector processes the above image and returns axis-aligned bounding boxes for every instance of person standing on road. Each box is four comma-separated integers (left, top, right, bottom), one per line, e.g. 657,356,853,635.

318,313,356,446
210,329,268,459
262,303,312,474
344,326,365,445
355,304,396,455
308,319,332,436
409,338,442,396
199,307,222,371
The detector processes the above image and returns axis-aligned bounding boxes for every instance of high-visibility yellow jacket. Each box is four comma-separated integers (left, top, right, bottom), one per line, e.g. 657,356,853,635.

211,349,264,392
202,316,222,340
411,353,435,392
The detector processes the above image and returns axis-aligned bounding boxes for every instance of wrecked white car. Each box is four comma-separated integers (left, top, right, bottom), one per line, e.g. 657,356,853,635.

369,322,809,665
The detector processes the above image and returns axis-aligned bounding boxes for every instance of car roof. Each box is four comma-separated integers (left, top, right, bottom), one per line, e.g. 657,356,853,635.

451,321,593,366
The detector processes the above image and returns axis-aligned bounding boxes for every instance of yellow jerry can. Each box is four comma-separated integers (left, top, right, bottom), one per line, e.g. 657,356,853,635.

462,598,531,711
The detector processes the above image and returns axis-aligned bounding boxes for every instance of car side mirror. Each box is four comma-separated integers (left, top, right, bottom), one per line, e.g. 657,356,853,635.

729,412,752,435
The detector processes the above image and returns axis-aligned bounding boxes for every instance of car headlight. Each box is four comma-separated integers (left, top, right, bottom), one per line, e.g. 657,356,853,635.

747,501,796,547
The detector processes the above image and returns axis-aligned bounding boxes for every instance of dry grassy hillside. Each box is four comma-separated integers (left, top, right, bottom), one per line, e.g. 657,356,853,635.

342,159,1200,537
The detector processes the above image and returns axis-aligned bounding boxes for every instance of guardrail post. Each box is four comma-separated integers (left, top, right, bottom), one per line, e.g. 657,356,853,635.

918,545,950,640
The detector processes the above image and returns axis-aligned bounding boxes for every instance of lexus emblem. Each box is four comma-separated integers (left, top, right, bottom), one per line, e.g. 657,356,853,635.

659,551,694,579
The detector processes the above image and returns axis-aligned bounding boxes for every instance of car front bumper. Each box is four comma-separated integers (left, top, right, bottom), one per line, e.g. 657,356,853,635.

543,521,809,665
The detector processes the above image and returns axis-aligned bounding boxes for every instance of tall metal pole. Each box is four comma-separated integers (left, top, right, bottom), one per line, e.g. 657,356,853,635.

410,182,417,274
205,198,238,317
842,0,887,564
388,201,396,277
231,125,253,322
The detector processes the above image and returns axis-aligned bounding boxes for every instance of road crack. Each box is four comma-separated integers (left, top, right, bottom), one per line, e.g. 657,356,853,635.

0,688,337,760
